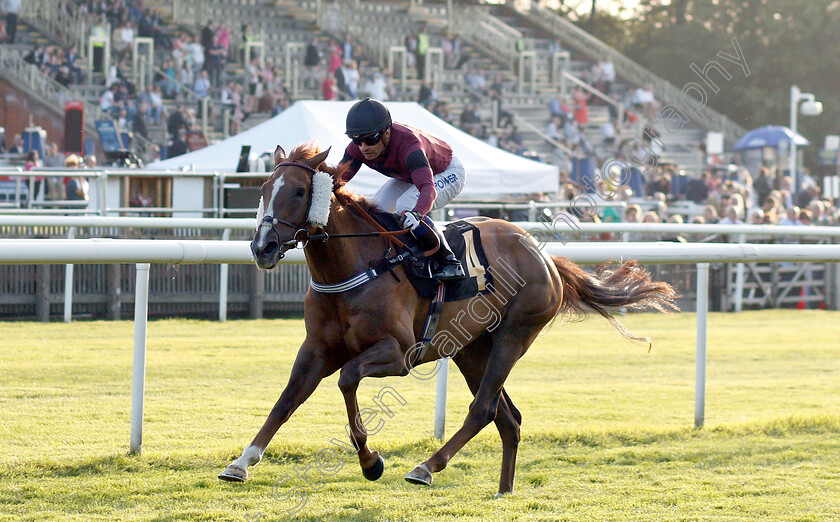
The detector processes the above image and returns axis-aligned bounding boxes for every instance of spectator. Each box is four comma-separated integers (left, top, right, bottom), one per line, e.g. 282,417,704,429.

794,183,818,209
114,20,135,61
747,208,765,225
200,20,215,57
8,133,23,154
167,104,188,139
545,114,564,142
132,101,149,139
2,0,20,44
798,209,814,226
171,32,187,72
417,79,436,107
573,87,590,125
498,125,526,156
327,39,342,75
754,166,772,207
241,23,257,62
598,56,615,95
703,205,719,224
193,69,211,104
363,70,391,101
464,68,487,95
624,204,642,223
415,25,430,79
681,171,710,203
168,129,189,158
343,60,360,99
342,34,353,63
90,14,109,69
246,57,260,95
216,23,231,59
205,34,226,86
717,206,743,225
321,72,336,100
64,158,89,201
460,103,484,137
189,33,205,73
778,206,800,226
303,37,320,88
631,83,660,120
642,211,660,223
177,57,194,88
24,45,47,68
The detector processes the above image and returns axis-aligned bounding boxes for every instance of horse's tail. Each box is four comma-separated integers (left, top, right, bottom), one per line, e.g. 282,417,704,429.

550,256,679,344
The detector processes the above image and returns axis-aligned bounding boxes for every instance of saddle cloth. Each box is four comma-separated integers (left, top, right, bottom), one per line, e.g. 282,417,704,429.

374,213,495,302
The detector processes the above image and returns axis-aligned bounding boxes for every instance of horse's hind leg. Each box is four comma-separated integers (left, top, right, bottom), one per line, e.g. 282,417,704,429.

336,336,408,481
407,326,533,491
449,338,522,495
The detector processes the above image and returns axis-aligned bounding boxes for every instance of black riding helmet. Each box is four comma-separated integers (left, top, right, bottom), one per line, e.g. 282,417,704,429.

345,98,392,137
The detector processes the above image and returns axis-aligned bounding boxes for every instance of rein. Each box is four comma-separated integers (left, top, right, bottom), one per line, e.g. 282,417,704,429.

308,196,411,250
263,161,429,256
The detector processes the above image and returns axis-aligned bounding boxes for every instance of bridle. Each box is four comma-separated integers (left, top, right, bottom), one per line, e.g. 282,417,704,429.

258,161,414,258
257,161,320,256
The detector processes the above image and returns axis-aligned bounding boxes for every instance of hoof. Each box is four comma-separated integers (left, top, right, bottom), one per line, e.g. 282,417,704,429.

218,465,248,482
361,454,385,481
494,491,512,499
404,463,433,486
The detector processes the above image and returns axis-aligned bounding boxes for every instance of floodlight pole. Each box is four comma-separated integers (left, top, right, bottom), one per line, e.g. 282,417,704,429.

789,85,821,195
790,85,800,195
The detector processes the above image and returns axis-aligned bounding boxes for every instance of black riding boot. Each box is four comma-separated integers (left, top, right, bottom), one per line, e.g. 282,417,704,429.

415,216,465,281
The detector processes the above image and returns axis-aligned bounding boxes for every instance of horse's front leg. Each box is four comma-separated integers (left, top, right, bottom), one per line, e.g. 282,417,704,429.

219,340,341,482
337,336,408,481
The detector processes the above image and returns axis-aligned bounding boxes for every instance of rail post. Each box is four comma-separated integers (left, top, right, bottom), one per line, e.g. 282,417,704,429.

434,358,449,440
695,262,709,428
130,263,150,454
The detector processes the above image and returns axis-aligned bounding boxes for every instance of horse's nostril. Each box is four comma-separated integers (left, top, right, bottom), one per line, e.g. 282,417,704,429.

262,240,279,257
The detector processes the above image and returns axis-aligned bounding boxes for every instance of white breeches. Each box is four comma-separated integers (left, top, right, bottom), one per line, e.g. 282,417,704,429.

371,153,466,214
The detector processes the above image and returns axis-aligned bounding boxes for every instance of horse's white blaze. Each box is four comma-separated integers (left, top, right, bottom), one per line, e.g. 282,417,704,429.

255,196,265,230
267,174,285,214
253,175,285,250
232,445,262,469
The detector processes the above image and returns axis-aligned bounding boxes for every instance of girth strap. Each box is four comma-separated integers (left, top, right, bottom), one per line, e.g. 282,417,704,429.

309,252,409,293
410,283,446,368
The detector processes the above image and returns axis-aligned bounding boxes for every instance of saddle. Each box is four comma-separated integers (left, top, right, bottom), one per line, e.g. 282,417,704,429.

373,213,495,303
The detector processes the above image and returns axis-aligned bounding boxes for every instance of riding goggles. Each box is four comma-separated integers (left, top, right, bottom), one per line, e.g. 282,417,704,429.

350,131,383,146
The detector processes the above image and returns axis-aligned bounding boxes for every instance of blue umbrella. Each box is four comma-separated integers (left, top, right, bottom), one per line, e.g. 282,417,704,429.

732,125,810,150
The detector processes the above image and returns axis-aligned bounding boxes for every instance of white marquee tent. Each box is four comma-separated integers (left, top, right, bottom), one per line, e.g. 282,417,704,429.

148,101,558,197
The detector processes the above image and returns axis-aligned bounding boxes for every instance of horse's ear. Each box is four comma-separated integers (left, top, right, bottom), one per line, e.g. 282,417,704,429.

273,145,286,167
308,147,331,170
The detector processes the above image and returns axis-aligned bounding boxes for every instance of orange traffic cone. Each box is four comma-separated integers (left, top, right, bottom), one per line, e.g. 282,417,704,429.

796,287,806,310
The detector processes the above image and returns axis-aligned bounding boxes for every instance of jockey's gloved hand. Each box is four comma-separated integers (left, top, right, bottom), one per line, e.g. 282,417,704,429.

399,210,423,231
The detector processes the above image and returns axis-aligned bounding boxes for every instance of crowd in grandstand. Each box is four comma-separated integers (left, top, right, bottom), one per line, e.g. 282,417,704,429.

0,0,837,228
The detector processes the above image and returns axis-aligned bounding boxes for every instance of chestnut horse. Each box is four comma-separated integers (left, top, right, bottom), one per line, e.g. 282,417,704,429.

219,143,677,495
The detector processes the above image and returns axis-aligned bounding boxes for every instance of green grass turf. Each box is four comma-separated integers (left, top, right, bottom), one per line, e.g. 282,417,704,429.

0,310,838,521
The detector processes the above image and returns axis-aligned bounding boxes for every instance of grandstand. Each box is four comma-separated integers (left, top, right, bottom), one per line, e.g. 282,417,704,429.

1,0,838,320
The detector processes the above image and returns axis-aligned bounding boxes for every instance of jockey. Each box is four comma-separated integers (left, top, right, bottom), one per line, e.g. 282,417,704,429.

340,97,466,280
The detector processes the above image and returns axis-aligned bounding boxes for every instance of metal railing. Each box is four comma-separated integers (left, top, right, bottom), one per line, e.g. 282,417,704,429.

0,47,102,139
521,4,747,143
21,0,89,62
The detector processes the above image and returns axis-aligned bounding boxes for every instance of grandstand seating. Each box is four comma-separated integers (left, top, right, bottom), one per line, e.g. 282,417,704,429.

5,0,746,179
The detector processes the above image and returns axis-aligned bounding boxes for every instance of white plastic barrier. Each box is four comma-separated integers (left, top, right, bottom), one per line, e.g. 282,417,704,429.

3,239,840,450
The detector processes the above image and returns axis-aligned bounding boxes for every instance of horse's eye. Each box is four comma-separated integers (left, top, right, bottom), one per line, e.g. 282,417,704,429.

295,187,306,198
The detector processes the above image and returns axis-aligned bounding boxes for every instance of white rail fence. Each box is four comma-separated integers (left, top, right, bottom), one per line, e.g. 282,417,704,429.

3,239,840,452
3,217,839,320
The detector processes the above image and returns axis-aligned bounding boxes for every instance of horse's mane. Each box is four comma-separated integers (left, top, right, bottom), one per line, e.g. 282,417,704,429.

287,142,382,215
